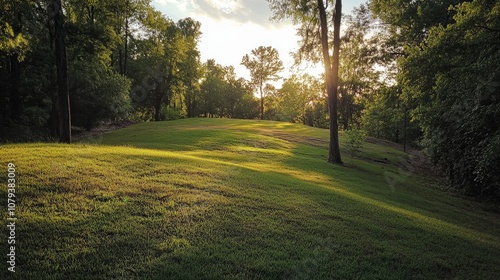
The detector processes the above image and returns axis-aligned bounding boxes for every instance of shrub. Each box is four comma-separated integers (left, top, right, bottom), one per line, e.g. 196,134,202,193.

160,106,186,121
345,128,367,157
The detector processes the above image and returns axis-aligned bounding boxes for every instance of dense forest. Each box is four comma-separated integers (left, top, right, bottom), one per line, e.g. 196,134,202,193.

1,0,499,199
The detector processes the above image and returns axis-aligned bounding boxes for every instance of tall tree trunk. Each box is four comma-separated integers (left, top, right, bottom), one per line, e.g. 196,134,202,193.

124,17,129,76
154,93,162,121
330,0,342,164
192,97,196,117
50,94,59,137
179,93,184,111
118,48,123,75
260,82,264,120
341,87,348,130
8,12,23,121
47,15,59,138
395,99,400,143
403,106,407,153
318,0,342,164
187,95,192,118
1,57,9,124
9,54,21,121
54,0,71,143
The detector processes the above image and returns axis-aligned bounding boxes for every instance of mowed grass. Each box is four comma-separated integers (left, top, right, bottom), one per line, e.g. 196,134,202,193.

1,118,499,279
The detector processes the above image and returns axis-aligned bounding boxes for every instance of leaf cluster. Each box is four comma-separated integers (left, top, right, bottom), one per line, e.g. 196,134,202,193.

399,0,500,198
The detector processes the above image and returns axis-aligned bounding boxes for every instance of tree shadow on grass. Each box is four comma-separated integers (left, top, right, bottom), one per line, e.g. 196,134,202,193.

3,144,500,279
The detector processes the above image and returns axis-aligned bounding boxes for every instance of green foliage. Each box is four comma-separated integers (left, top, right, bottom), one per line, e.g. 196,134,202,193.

199,59,226,116
1,0,205,132
232,90,259,119
268,0,332,64
0,22,29,55
128,13,202,121
198,60,259,119
265,74,323,124
399,0,500,198
303,99,329,128
70,59,131,130
226,75,260,119
241,46,284,119
160,106,186,121
362,86,421,145
370,0,461,47
241,46,283,88
338,4,381,130
0,0,32,58
363,86,400,141
345,128,367,157
178,19,203,118
369,0,500,199
20,106,50,127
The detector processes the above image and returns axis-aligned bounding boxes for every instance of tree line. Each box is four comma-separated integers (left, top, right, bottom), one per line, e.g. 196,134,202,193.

0,0,256,135
1,0,498,200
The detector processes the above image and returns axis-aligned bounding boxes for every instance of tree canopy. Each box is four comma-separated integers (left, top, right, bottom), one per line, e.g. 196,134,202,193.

241,46,283,120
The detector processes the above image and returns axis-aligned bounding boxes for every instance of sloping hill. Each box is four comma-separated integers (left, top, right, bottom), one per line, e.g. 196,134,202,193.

1,118,499,279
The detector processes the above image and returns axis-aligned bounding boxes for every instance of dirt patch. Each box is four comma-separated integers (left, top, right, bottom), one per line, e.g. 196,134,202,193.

365,136,407,151
358,155,392,165
393,149,446,183
73,120,137,141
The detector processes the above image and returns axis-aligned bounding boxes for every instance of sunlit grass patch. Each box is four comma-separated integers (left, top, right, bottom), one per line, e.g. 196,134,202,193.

1,119,499,279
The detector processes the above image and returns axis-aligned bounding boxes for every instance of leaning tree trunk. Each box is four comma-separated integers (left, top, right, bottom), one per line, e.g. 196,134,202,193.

54,0,71,143
318,0,342,164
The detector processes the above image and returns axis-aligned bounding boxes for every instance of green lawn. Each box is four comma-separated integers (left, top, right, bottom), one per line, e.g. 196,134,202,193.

1,118,499,279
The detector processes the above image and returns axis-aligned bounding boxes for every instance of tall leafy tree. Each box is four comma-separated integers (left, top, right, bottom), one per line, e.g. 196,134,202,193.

198,60,259,119
0,0,32,122
241,46,283,120
128,10,190,121
266,74,321,124
69,58,131,130
268,0,343,164
200,59,226,117
399,0,500,198
362,86,403,142
53,0,71,143
177,17,202,118
338,4,380,130
370,0,460,49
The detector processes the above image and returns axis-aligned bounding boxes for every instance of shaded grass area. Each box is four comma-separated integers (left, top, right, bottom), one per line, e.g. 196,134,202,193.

1,118,499,279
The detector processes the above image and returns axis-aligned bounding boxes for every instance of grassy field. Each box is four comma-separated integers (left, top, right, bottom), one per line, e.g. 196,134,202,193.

1,118,499,279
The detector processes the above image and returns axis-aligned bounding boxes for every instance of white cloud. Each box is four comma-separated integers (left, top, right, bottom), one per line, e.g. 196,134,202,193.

206,0,244,14
196,15,299,81
189,0,275,28
153,0,195,13
151,0,367,86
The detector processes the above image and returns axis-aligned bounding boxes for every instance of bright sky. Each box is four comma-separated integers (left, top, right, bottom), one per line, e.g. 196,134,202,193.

152,0,366,84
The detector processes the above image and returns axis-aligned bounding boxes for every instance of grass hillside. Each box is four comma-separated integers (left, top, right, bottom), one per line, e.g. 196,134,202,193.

1,118,499,279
